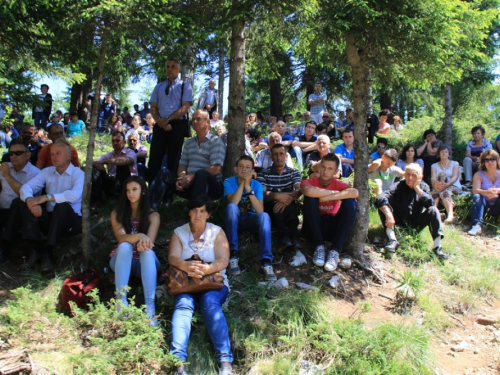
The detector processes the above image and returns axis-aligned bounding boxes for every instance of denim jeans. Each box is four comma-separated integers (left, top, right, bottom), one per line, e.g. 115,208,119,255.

34,112,48,129
224,203,273,262
170,286,233,363
471,194,500,225
302,196,357,251
109,242,160,318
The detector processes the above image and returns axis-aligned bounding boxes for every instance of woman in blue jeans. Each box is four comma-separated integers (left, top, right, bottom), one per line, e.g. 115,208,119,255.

109,176,160,326
168,195,233,375
467,149,500,236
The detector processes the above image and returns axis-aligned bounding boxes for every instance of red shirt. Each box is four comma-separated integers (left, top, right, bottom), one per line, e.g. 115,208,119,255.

300,177,350,216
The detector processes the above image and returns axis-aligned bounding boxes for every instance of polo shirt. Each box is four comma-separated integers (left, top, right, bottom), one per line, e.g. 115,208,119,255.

257,165,302,193
334,143,355,161
179,132,226,180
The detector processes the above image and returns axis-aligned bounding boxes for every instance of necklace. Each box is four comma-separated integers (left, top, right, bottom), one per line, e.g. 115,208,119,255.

439,159,450,170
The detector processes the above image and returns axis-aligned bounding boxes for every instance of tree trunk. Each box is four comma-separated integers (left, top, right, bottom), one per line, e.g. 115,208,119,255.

224,13,246,179
218,44,225,116
269,78,282,118
82,24,109,263
442,83,453,146
303,66,314,112
69,70,93,121
344,35,371,266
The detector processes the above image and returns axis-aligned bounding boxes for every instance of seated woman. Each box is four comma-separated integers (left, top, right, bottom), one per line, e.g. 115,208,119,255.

106,113,123,133
467,149,500,236
430,144,462,223
463,125,493,187
109,176,160,326
168,195,233,375
390,115,404,131
396,144,424,171
126,114,150,140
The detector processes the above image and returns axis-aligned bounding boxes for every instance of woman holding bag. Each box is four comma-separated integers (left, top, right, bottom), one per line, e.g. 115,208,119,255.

109,176,160,326
168,195,233,375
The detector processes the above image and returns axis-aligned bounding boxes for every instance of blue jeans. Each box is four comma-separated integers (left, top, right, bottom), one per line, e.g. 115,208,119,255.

170,287,233,363
224,203,273,262
109,242,160,318
471,194,500,225
34,112,48,129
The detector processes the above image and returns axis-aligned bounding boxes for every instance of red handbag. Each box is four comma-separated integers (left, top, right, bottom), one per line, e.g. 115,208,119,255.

59,268,101,316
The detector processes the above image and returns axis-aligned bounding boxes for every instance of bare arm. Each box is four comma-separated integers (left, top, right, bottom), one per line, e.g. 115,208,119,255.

111,211,156,251
368,159,382,173
94,156,134,166
416,142,427,157
301,184,359,201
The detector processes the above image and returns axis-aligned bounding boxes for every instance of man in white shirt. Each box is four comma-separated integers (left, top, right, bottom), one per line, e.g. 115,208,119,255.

197,79,218,119
0,143,40,262
2,140,84,272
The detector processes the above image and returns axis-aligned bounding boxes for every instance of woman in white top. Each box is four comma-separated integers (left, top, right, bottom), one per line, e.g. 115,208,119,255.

430,144,462,223
168,195,233,375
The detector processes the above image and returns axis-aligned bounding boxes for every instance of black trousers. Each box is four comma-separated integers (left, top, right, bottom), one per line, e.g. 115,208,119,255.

91,165,131,202
148,119,188,183
3,199,82,249
175,169,224,201
264,200,299,239
378,205,443,240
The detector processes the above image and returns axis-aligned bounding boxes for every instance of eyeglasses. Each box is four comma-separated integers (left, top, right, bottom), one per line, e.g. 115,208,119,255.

8,151,28,156
377,145,386,149
164,83,171,96
484,157,497,162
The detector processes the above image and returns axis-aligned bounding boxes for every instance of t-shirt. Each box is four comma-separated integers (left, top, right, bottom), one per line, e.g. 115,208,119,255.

223,176,264,214
466,139,492,158
67,120,86,137
369,166,402,191
300,177,350,216
370,151,382,161
334,143,355,161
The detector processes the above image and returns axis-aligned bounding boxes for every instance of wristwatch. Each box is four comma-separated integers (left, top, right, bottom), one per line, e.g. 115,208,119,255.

248,190,255,196
46,194,54,202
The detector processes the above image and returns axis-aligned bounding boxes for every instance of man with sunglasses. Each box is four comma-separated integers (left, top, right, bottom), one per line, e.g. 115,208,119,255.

369,138,388,162
148,58,193,184
0,144,40,262
36,124,80,169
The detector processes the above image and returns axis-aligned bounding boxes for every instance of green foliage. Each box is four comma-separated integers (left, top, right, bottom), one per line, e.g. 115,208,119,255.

395,227,433,266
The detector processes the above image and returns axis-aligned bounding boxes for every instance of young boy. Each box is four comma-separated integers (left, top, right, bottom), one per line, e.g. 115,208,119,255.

368,148,404,196
224,155,276,281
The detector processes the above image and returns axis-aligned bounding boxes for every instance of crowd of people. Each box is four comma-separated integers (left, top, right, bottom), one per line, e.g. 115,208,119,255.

1,58,500,375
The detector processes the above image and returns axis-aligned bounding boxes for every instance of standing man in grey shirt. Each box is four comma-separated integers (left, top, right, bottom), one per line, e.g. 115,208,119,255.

148,58,193,183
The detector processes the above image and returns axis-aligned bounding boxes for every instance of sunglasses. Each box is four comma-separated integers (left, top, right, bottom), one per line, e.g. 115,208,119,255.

377,145,386,149
164,83,171,96
484,157,497,162
8,151,29,156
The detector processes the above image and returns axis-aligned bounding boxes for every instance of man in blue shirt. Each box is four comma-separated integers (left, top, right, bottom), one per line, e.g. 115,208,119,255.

224,155,275,281
334,128,355,177
148,58,193,183
369,138,388,162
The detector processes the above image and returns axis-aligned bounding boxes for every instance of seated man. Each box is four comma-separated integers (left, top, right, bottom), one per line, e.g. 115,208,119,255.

368,148,404,196
375,163,448,259
36,124,80,169
91,131,137,208
334,128,355,177
254,132,294,171
127,131,148,180
304,135,335,176
257,144,304,266
416,129,442,182
1,140,84,271
149,109,226,209
369,137,388,162
0,143,40,262
301,153,358,272
291,120,317,170
224,155,275,281
2,125,43,165
292,111,311,138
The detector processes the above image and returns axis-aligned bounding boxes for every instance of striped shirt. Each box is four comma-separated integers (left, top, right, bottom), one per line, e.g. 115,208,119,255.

179,132,226,180
257,165,302,193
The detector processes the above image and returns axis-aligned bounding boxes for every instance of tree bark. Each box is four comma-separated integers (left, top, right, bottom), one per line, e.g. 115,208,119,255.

69,70,93,121
442,83,453,146
82,23,109,263
344,35,371,266
218,44,225,116
269,78,282,118
224,13,246,179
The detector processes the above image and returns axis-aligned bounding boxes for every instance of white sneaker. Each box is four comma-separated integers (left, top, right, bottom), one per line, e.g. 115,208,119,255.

324,250,340,272
312,245,326,267
467,224,482,236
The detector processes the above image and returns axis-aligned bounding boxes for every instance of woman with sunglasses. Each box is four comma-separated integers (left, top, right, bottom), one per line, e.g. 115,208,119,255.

109,176,160,326
168,195,233,375
467,149,500,235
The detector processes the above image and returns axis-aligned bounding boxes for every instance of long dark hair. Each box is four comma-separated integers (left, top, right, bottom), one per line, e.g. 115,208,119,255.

115,176,151,234
400,144,417,162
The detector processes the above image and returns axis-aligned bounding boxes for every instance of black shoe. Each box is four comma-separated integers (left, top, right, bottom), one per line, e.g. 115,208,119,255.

291,236,302,250
21,249,39,269
433,246,448,260
279,235,292,248
40,254,54,273
384,239,400,253
0,248,9,262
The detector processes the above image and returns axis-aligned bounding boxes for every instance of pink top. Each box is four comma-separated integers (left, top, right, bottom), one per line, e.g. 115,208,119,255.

377,122,390,135
110,219,140,260
479,170,500,204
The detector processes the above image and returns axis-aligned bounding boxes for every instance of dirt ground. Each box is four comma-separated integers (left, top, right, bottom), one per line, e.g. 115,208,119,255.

0,227,499,375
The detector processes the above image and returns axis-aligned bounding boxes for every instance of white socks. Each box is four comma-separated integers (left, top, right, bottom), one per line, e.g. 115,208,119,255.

433,237,442,248
386,228,397,241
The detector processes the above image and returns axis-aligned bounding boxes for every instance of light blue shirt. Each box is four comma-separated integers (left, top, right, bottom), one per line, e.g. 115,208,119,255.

20,163,84,216
150,78,193,118
0,162,40,209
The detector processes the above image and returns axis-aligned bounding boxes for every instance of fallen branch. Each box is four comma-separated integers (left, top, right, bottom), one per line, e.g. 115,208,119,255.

378,293,394,301
447,314,466,327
